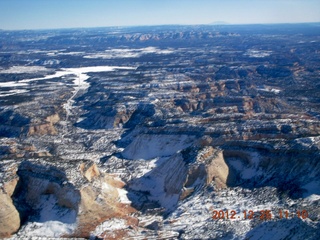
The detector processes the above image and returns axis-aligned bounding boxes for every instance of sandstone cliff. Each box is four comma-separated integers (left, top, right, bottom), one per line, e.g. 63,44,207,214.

0,191,20,238
28,113,60,136
0,160,136,238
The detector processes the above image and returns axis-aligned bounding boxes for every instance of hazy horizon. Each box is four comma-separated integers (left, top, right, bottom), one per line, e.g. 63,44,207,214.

0,0,319,31
1,21,320,32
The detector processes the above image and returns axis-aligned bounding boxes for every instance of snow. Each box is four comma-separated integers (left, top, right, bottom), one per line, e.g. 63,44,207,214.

227,152,262,180
10,194,77,238
19,70,69,84
84,52,140,59
0,89,29,97
65,66,136,73
43,59,61,65
102,181,114,192
305,194,320,201
84,47,174,59
0,65,136,89
245,50,272,58
117,188,131,204
91,218,127,237
138,215,163,227
61,65,137,135
0,66,49,74
302,181,320,196
37,194,77,223
15,66,136,87
10,221,76,238
0,81,29,87
57,51,85,55
0,65,136,131
295,136,320,148
128,154,185,211
244,218,313,240
257,86,281,93
228,158,244,170
63,66,137,85
165,187,280,239
122,134,195,160
102,180,131,205
242,168,258,179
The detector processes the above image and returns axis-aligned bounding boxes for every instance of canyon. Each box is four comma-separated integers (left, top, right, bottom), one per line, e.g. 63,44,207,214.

0,23,319,239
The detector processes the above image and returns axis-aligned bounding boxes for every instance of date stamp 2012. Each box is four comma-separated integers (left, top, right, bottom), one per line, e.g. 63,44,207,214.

212,209,308,220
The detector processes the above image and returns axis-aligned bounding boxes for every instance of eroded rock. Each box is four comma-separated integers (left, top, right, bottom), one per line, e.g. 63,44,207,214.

0,190,20,238
28,113,60,136
1,160,136,238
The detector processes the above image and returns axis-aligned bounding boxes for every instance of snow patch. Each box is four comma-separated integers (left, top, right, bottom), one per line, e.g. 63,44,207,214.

0,66,50,74
128,154,186,211
117,188,131,204
84,47,174,59
91,218,127,237
11,221,76,238
245,50,272,58
257,85,281,93
122,134,195,160
11,194,77,238
226,151,263,180
302,181,320,196
305,194,320,201
0,65,136,89
0,89,29,97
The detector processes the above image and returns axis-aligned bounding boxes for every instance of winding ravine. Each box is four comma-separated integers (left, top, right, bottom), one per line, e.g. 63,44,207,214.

60,66,137,135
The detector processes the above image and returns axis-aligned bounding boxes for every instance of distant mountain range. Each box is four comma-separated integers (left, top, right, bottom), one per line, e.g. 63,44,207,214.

209,21,229,25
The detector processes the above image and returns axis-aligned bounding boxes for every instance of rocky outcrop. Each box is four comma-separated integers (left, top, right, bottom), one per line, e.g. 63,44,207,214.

0,190,20,238
204,150,229,188
0,139,53,159
0,163,20,238
126,145,231,210
79,162,100,182
12,161,80,227
28,113,60,136
0,160,136,238
122,134,195,160
128,153,188,211
76,174,136,238
182,147,229,199
222,138,320,198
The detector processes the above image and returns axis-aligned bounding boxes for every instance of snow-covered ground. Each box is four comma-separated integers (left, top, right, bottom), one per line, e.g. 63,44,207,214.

0,65,137,135
61,66,137,134
0,89,29,96
245,50,272,58
84,47,174,59
227,152,264,180
0,65,136,89
91,218,127,237
9,194,77,239
164,185,319,239
122,134,195,160
10,221,76,239
0,66,50,74
257,85,281,94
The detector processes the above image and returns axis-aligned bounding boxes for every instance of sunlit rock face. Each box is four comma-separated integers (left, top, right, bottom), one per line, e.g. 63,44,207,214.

0,186,20,238
0,24,320,239
1,160,135,238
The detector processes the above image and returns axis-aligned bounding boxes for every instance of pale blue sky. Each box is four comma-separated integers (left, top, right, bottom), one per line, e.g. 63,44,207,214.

0,0,319,30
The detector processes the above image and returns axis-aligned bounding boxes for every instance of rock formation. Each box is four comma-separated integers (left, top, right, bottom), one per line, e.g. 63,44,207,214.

0,24,319,239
